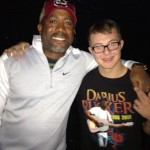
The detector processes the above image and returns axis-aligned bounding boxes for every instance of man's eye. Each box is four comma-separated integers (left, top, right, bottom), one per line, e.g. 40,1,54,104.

49,20,57,24
65,21,73,26
46,19,57,25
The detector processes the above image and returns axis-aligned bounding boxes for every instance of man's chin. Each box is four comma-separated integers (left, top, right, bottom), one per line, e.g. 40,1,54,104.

51,46,68,53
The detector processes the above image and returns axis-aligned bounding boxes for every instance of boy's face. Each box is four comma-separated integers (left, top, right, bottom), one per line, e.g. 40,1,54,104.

88,28,124,69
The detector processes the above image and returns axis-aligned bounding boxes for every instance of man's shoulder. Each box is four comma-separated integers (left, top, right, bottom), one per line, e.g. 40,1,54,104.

25,46,41,55
0,53,9,61
78,49,92,57
71,47,92,57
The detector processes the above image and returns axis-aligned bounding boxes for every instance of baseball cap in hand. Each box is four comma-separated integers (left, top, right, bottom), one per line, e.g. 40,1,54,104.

39,0,77,25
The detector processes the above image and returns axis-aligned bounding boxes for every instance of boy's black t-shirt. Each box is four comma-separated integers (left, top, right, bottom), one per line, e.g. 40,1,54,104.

76,67,146,150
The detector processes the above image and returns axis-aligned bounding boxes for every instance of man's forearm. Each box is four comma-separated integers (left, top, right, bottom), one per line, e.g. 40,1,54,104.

121,59,147,70
143,120,150,135
121,59,138,69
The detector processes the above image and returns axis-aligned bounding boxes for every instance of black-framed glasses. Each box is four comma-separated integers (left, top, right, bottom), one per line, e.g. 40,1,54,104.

91,41,121,53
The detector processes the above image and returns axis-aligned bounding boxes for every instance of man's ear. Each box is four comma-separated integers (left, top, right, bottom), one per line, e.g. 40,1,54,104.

73,29,76,35
37,24,42,34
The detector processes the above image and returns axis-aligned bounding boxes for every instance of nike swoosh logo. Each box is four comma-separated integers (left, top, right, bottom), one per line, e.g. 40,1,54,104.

62,72,70,75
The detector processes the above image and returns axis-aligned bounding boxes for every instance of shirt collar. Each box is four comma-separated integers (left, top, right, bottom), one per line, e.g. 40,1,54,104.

32,35,80,57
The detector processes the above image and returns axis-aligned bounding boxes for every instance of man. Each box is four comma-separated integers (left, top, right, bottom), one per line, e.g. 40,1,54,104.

0,1,95,150
0,0,150,150
75,19,150,150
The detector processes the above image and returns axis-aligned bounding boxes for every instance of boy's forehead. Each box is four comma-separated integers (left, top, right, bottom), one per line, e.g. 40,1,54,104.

91,29,119,38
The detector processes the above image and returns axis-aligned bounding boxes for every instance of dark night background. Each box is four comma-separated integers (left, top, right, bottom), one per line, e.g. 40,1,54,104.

0,0,150,149
0,0,150,66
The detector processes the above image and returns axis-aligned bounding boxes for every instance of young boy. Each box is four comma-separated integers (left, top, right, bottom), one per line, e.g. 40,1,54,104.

76,19,150,150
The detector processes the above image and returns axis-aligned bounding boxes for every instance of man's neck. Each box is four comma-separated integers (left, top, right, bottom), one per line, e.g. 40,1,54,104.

44,51,65,60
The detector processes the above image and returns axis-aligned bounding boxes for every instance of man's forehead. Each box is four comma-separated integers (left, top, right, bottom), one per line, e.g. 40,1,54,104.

48,9,74,20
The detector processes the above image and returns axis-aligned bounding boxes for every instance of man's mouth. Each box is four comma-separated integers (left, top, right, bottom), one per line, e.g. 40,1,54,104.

52,36,66,41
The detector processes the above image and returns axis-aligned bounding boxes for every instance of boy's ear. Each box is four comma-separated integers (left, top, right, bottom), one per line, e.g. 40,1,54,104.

120,39,124,50
88,47,93,54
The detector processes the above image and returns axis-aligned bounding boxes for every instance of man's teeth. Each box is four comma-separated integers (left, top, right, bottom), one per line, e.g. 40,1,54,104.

52,37,65,41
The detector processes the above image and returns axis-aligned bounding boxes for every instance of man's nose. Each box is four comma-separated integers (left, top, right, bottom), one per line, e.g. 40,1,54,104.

57,22,65,31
